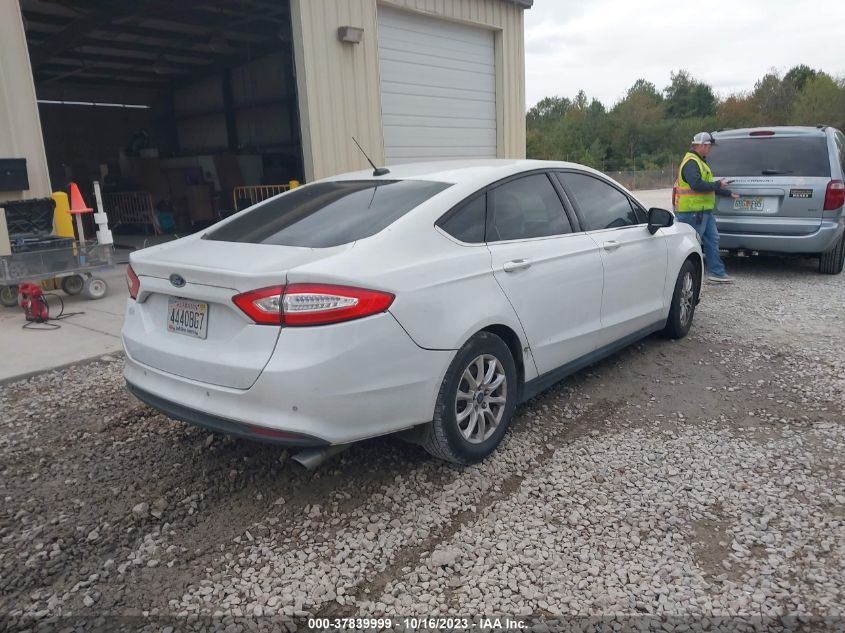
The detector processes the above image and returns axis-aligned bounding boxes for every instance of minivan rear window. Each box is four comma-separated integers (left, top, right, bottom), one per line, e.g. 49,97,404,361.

707,136,831,177
205,180,451,248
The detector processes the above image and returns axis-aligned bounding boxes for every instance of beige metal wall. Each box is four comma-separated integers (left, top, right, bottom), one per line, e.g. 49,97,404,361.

0,0,51,202
291,0,526,182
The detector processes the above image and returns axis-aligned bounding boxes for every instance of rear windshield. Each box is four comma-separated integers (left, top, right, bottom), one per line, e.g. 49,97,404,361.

205,180,451,247
707,136,831,177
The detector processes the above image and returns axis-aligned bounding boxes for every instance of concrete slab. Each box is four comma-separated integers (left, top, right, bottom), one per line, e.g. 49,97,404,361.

0,264,129,382
633,188,672,210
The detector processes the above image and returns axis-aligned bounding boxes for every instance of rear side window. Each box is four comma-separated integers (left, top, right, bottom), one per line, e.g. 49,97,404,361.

205,180,451,248
438,194,486,243
708,137,831,177
557,172,640,231
488,174,572,241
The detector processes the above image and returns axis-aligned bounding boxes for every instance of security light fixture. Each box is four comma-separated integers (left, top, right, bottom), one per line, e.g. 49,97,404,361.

338,26,364,44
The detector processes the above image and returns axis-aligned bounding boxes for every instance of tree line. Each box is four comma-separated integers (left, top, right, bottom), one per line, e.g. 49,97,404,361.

526,65,845,172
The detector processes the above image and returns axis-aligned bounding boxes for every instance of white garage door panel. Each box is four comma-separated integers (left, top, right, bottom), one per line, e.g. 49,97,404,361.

378,6,497,165
381,93,495,120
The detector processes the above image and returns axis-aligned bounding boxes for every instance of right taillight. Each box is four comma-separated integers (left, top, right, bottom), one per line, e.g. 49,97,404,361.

232,283,395,326
126,264,140,300
824,180,845,211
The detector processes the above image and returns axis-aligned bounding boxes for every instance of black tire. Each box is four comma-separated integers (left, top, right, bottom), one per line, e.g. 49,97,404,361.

82,277,108,300
0,285,19,308
420,331,518,464
819,233,845,275
61,274,85,296
661,259,699,340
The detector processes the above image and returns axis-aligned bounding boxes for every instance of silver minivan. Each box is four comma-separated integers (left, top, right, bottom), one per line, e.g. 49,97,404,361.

708,126,845,274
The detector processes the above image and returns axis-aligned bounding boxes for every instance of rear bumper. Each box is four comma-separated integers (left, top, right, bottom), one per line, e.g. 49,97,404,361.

123,312,454,446
717,218,845,254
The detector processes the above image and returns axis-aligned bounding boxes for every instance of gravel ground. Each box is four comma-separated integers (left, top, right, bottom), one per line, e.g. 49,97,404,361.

1,254,843,632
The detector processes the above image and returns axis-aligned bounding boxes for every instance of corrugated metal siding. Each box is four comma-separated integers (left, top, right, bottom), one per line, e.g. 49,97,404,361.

291,0,385,182
293,0,525,181
378,6,496,163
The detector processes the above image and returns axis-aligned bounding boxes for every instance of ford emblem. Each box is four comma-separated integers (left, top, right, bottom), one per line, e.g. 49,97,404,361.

169,274,186,288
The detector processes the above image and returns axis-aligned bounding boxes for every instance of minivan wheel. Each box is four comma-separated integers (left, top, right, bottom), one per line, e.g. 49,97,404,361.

661,260,699,339
819,233,845,275
421,331,518,464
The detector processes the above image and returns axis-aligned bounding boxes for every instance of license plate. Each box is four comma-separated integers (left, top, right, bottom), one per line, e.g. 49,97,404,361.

733,197,764,211
167,298,208,339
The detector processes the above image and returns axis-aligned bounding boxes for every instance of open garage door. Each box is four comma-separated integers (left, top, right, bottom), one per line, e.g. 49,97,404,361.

377,6,497,165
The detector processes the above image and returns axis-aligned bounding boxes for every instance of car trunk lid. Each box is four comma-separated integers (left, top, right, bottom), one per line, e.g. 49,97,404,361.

124,237,352,389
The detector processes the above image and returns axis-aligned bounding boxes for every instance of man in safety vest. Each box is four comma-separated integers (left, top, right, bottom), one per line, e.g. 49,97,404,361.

674,132,739,283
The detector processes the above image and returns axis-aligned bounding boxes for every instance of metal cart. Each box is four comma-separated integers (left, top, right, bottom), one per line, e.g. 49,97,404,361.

0,242,113,307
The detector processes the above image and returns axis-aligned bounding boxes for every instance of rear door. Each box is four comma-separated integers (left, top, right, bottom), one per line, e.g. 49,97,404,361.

485,172,604,374
555,171,669,347
708,134,832,236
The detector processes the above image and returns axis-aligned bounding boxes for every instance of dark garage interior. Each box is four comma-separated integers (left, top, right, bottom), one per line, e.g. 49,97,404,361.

21,0,303,235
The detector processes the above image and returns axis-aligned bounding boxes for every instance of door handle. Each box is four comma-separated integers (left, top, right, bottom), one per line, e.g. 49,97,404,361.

602,240,622,252
503,259,532,273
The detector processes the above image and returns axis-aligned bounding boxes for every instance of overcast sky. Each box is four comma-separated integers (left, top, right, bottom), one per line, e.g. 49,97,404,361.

524,0,845,108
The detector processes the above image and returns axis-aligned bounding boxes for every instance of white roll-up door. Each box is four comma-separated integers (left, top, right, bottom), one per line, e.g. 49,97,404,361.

377,6,497,165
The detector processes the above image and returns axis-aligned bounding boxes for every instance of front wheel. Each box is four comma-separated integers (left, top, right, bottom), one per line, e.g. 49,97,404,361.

421,332,518,464
819,233,845,275
0,285,18,308
661,259,699,339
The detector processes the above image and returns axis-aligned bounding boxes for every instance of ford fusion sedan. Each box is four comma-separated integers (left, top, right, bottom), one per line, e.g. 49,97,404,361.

122,160,703,465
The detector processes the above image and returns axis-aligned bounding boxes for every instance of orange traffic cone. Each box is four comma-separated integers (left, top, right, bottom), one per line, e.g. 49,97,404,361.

68,182,93,214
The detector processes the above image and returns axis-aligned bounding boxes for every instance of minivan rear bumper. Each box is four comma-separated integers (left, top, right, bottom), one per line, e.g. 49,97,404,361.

717,218,844,254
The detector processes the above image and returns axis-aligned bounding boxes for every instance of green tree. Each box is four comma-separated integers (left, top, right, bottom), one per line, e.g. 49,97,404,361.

752,71,795,124
664,70,717,118
784,64,818,92
609,80,665,169
790,73,845,128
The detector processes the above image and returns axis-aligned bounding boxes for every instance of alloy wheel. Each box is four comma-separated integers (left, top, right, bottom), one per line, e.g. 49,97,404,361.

679,271,694,327
454,354,507,444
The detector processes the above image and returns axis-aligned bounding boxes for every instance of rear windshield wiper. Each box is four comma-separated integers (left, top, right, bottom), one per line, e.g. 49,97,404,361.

761,169,793,175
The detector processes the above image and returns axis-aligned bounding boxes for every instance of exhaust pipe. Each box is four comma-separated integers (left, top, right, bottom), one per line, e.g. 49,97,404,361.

291,444,351,471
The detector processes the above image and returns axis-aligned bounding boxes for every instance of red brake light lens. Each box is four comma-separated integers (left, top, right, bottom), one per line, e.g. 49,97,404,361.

232,286,284,325
749,130,775,136
126,264,140,300
824,180,845,211
232,284,395,326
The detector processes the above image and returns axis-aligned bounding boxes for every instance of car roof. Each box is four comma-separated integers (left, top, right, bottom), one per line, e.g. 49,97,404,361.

714,126,830,139
324,159,603,185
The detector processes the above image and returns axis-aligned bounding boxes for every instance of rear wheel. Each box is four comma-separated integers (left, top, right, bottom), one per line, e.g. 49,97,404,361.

0,285,18,308
661,259,699,339
61,274,85,296
421,332,517,464
819,233,845,275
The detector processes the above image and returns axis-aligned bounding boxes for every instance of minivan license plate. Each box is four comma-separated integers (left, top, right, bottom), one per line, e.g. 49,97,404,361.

733,197,764,211
167,298,208,339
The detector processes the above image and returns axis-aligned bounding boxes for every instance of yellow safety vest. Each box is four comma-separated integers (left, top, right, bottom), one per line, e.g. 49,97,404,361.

674,152,716,212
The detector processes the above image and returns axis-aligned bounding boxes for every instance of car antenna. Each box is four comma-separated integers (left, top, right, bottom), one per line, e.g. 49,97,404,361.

352,137,390,177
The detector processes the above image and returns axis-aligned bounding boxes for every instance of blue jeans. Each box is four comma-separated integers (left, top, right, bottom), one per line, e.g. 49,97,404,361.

677,211,727,277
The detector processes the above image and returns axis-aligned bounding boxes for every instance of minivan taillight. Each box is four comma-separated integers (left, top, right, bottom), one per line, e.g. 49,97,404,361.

126,264,140,300
824,180,845,211
232,284,395,326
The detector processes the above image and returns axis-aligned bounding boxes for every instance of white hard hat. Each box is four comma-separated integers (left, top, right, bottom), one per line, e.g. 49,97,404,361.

692,132,716,145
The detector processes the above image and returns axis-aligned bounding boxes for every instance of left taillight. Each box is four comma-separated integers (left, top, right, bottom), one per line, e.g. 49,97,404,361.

126,264,140,300
232,284,395,326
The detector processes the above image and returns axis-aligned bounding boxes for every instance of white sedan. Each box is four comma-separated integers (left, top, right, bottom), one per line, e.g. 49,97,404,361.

122,160,702,466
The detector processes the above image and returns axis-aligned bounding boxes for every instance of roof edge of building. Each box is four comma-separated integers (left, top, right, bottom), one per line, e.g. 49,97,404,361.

505,0,533,8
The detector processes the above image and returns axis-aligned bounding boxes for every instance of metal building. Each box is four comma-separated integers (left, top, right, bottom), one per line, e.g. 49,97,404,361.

0,0,530,226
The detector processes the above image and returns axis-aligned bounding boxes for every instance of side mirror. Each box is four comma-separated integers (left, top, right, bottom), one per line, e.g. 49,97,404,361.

647,207,674,235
